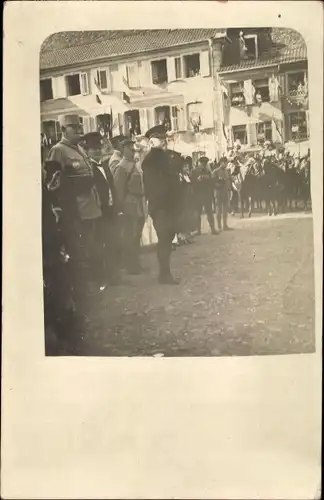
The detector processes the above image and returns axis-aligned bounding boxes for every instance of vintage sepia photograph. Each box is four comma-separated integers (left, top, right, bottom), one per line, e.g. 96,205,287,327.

40,27,314,357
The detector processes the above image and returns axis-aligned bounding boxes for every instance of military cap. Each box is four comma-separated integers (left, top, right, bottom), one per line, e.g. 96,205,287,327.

110,135,130,149
81,132,103,149
58,114,81,128
145,124,167,140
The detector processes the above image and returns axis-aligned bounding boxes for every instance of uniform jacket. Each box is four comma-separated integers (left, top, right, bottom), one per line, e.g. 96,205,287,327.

211,166,231,191
191,164,214,197
108,150,123,173
112,157,145,218
142,147,181,217
48,138,102,221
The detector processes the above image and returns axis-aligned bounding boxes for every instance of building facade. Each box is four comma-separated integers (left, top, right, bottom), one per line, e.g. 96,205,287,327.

40,28,309,159
40,29,228,159
219,28,309,155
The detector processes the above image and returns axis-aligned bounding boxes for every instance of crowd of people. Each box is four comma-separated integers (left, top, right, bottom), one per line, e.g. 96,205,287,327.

42,115,311,353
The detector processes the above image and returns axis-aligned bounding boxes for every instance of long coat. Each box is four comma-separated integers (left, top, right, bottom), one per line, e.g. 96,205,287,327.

142,147,181,218
111,157,146,218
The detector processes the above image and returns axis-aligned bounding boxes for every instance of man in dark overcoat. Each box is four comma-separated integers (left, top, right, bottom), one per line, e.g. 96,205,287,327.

142,125,182,285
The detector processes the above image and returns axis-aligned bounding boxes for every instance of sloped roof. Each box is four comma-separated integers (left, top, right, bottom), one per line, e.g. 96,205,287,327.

220,44,307,73
40,29,224,70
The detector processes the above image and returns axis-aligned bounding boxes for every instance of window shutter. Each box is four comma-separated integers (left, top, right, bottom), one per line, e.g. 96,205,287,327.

178,105,185,131
200,51,210,77
139,108,148,134
90,69,99,94
147,108,155,129
127,63,139,88
89,116,96,132
80,73,89,95
52,76,67,99
140,60,152,87
83,116,91,134
167,57,176,82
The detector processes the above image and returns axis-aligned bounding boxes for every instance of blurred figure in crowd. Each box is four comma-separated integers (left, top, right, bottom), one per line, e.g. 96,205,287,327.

191,156,218,235
212,157,232,231
112,137,146,275
82,132,121,287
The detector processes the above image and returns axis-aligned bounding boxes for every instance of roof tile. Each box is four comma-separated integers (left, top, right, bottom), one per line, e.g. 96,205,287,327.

220,44,307,73
40,29,223,70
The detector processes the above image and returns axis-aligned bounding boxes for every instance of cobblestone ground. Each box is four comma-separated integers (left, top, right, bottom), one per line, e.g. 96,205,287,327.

67,213,316,357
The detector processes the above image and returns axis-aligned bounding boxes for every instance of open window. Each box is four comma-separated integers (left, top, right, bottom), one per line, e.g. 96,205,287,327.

289,111,308,141
230,83,245,107
244,34,258,59
65,73,89,96
287,71,308,97
232,125,247,145
40,78,53,102
96,69,111,91
257,121,272,143
151,60,168,85
42,120,60,144
187,102,203,132
253,78,270,103
183,53,200,78
125,110,141,137
154,106,171,129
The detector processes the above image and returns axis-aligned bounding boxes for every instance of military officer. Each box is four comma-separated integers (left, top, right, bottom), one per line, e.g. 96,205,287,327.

47,114,102,308
108,135,126,173
81,132,121,287
142,125,182,285
212,157,232,231
191,156,218,235
111,136,146,275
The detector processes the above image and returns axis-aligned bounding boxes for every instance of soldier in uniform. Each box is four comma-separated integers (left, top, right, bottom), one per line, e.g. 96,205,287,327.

111,137,146,275
191,156,218,235
108,135,125,172
212,157,232,231
142,125,182,285
81,132,121,287
47,114,102,309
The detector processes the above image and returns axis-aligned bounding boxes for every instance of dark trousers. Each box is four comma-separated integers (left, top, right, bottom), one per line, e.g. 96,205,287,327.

64,218,100,306
152,210,176,278
215,188,229,229
122,215,145,272
195,194,215,233
95,214,120,283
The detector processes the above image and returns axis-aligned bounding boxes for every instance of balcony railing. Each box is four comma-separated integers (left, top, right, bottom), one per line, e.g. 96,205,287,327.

288,87,308,99
290,130,309,141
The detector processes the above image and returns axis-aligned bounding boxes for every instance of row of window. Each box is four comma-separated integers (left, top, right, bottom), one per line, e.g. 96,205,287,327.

41,102,208,144
229,71,308,108
40,51,210,101
233,111,309,145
